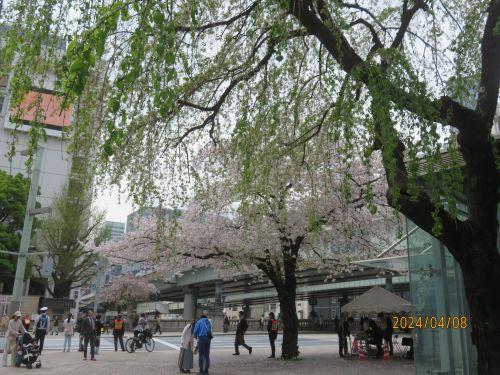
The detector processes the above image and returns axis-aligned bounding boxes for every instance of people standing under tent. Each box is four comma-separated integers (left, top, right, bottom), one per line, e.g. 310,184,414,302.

81,309,97,361
2,311,25,367
34,307,50,355
378,312,394,356
95,314,104,354
178,321,195,373
193,310,212,375
363,317,384,358
267,312,279,358
62,313,76,352
233,311,252,355
113,314,126,352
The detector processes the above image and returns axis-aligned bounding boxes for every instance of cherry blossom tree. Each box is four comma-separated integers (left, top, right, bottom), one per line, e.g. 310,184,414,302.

96,148,397,358
100,274,158,314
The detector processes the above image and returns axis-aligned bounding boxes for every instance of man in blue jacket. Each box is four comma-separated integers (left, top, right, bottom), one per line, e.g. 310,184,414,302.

193,310,212,375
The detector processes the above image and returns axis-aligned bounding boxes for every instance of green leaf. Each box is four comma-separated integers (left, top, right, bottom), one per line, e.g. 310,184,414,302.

69,59,85,73
165,51,175,65
108,97,121,113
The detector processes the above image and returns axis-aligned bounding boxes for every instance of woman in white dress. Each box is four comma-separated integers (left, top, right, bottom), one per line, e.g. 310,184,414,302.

178,321,195,373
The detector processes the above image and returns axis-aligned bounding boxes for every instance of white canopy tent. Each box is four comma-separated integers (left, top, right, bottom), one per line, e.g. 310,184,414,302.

342,286,412,314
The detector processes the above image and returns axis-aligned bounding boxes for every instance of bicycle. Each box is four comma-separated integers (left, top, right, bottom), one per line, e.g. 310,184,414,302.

125,329,155,353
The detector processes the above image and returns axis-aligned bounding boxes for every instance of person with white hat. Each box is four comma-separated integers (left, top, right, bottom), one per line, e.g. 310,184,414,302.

2,311,25,367
34,307,50,355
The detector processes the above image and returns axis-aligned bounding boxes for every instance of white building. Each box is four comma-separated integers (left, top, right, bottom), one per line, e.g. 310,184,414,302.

0,72,73,208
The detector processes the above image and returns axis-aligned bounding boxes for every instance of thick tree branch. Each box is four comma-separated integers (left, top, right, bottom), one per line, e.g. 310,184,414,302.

391,0,429,49
288,0,479,130
348,18,383,50
478,0,500,123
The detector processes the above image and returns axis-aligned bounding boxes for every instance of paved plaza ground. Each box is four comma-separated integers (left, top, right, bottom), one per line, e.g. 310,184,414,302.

1,333,415,374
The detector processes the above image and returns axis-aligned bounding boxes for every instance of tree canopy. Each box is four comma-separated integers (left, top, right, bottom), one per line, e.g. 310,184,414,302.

1,0,499,371
0,170,30,289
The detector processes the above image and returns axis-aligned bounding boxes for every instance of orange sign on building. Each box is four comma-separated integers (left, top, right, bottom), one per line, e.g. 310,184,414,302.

11,90,72,128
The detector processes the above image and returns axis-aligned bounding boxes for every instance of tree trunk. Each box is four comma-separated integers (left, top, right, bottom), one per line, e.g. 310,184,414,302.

52,280,72,298
460,240,500,374
277,285,300,359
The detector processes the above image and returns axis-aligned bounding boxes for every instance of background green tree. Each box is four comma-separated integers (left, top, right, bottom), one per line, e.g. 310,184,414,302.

35,185,110,298
0,171,32,293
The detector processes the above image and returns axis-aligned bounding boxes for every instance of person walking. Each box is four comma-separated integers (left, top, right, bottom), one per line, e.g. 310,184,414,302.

113,314,126,351
62,313,76,352
233,311,252,355
22,314,31,331
50,315,59,335
193,310,212,375
178,321,195,373
2,311,25,367
223,315,230,333
95,314,104,354
266,312,279,358
154,311,162,335
81,309,97,361
33,307,50,355
76,311,85,351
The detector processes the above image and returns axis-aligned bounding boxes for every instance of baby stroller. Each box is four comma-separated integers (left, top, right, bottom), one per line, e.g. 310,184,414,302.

15,332,42,369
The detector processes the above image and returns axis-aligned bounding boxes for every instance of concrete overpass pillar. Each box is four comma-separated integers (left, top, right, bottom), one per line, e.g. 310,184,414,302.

212,281,224,332
385,276,393,292
183,289,197,320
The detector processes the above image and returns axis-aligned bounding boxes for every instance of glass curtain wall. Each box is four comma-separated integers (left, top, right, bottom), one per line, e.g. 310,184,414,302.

407,220,477,375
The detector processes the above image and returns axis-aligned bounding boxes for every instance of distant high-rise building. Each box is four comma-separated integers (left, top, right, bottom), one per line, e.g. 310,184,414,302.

126,207,180,233
104,221,125,242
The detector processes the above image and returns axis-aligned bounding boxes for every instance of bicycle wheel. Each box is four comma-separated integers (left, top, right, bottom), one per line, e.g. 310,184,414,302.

145,337,155,352
125,337,135,353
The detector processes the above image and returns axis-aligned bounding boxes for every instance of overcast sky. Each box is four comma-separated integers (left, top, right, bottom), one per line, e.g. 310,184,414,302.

94,186,133,224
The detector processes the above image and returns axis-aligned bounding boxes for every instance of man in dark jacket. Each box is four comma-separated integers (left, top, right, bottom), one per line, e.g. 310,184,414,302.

233,311,252,355
81,309,97,361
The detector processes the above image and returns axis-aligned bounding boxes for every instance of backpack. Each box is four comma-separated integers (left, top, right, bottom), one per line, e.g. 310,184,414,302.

37,315,48,330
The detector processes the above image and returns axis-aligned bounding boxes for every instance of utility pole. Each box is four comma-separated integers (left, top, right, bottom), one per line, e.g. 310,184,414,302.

8,147,45,315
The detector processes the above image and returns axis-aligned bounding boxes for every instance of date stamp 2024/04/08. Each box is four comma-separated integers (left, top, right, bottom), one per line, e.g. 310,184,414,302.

392,316,468,330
